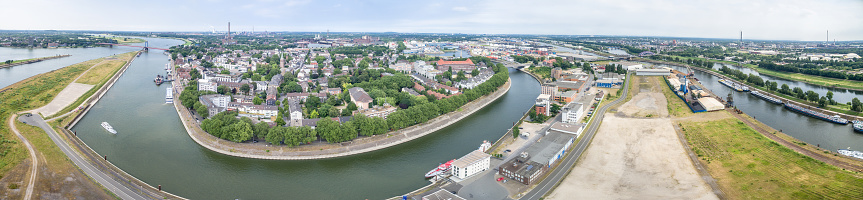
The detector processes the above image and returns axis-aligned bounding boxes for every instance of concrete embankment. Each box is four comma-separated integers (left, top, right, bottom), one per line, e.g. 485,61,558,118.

61,51,186,199
176,78,512,160
635,58,863,122
0,55,71,69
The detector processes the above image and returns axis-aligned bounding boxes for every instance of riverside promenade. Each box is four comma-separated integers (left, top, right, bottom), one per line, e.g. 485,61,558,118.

175,78,511,160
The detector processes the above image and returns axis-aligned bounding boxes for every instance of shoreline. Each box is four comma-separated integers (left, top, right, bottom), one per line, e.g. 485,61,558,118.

175,78,512,160
0,55,71,69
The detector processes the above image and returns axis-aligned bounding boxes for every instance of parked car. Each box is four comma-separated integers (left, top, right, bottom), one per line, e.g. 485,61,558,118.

497,177,505,182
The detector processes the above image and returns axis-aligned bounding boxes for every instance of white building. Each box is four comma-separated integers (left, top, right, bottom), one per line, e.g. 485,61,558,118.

561,102,584,124
451,150,491,179
198,79,217,92
230,103,279,120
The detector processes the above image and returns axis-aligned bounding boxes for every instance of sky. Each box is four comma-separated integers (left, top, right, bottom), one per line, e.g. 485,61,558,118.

1,0,862,41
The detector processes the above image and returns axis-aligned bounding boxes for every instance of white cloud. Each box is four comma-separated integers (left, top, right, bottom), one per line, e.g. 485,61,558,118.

452,7,468,12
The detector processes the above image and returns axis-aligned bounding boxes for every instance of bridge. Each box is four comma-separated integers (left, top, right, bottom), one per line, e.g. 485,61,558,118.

96,41,169,51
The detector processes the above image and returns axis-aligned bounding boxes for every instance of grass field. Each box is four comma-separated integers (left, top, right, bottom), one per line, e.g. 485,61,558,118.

681,118,863,199
45,52,136,119
0,55,110,177
94,35,145,44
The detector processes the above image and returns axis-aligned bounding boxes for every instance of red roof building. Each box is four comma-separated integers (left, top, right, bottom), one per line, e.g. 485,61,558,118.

436,58,476,72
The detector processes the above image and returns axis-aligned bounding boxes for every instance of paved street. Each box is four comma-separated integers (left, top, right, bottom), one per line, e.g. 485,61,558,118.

519,72,631,200
18,114,147,200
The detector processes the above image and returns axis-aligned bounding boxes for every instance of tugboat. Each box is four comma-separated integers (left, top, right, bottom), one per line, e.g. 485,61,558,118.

154,75,163,85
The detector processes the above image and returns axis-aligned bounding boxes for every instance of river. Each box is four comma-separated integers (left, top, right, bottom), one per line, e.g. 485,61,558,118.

711,63,863,103
0,45,145,88
662,63,863,152
67,37,539,200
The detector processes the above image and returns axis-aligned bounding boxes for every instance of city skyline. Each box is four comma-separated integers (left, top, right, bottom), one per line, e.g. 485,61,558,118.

2,0,862,41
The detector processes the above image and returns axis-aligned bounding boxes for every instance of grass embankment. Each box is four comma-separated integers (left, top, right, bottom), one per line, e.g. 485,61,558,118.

0,57,99,176
48,52,136,119
681,118,863,199
94,35,145,44
657,77,694,118
4,55,63,65
667,55,863,91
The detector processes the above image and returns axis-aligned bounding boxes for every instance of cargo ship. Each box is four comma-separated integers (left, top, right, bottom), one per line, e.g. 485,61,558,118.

750,91,782,104
718,79,749,92
838,149,863,160
783,103,848,125
425,159,455,178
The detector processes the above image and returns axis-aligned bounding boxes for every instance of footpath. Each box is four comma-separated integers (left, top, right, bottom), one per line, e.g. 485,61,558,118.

176,78,511,160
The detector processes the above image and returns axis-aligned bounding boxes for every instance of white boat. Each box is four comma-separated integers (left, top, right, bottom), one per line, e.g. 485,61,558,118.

101,122,117,134
425,159,455,178
838,148,863,160
166,87,173,104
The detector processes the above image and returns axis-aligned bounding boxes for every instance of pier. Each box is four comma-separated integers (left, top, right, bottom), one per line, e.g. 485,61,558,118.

0,54,71,69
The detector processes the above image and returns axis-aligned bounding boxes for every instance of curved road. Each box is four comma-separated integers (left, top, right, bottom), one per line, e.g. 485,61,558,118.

8,114,37,200
520,72,631,200
18,114,147,200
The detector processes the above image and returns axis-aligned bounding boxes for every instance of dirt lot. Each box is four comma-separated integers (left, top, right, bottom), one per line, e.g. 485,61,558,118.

546,76,717,200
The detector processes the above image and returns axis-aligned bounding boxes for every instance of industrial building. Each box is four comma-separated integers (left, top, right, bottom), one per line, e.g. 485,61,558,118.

499,131,574,185
451,150,491,179
547,122,585,137
636,69,672,76
561,102,584,124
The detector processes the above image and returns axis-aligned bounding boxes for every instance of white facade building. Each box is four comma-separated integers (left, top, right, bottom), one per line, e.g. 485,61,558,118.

561,102,584,124
198,79,217,92
451,150,491,179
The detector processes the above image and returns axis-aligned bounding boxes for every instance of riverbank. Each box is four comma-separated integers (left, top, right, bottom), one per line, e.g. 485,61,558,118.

0,55,71,69
661,55,863,91
176,78,511,160
679,110,863,199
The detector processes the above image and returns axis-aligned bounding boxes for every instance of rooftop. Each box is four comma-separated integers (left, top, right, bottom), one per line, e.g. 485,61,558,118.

348,87,373,102
437,58,474,66
525,131,574,165
452,150,491,168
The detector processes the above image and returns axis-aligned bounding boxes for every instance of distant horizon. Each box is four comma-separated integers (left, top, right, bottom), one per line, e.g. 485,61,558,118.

2,29,861,43
2,0,861,41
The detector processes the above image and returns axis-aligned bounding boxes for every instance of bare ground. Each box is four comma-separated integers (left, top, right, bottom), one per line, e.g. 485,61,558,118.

546,77,717,200
0,158,29,199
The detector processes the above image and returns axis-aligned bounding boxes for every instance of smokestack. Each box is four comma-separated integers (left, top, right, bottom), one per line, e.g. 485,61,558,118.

827,30,829,44
228,22,231,39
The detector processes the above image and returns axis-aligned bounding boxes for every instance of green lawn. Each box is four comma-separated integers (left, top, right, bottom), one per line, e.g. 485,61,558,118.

681,118,863,200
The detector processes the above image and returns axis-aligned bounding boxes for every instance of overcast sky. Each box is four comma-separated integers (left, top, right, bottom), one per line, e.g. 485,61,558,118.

2,0,861,41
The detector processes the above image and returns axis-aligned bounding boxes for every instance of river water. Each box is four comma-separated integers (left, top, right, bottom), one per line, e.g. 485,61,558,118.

0,45,146,88
66,37,539,200
710,63,863,103
662,64,863,152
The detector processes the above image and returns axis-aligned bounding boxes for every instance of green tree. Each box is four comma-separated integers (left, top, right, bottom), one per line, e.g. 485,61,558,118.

217,85,230,95
826,91,834,103
223,121,253,142
241,84,250,94
195,101,209,118
253,96,264,105
852,98,863,112
309,110,319,118
471,68,479,76
266,126,285,145
818,97,828,107
329,106,340,117
804,90,820,102
254,122,270,140
317,118,342,143
305,95,321,110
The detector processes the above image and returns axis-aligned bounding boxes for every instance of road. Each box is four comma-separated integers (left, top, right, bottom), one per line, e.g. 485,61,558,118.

8,114,37,200
519,72,630,200
18,114,147,200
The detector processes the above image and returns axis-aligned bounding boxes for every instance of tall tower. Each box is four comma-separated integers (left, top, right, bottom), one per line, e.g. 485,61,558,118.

740,31,742,44
827,30,829,44
228,22,231,40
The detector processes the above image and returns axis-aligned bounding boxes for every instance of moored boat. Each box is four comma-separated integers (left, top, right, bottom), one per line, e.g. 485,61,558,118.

750,91,782,104
425,159,455,178
838,149,863,160
783,103,848,125
853,121,863,133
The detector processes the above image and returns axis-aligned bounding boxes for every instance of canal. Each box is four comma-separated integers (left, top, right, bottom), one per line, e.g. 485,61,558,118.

711,63,863,103
662,63,863,152
69,37,540,199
